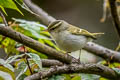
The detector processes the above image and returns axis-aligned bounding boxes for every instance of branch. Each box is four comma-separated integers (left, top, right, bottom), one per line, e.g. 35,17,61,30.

11,59,63,67
0,25,120,64
42,59,63,67
0,26,78,64
85,42,120,62
108,0,120,38
0,8,8,27
23,0,56,25
24,63,119,80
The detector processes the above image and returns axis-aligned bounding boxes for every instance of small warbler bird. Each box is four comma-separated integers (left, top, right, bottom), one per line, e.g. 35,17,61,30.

47,20,104,63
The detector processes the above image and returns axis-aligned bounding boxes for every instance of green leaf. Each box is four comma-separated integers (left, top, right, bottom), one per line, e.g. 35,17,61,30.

40,31,51,37
12,18,50,39
26,53,42,70
71,76,81,80
38,39,44,44
0,0,23,15
5,54,25,64
99,77,108,80
4,38,19,55
0,16,3,22
80,74,100,80
1,38,19,55
27,47,47,59
0,59,14,72
112,62,120,68
15,61,28,80
48,75,64,80
0,66,15,80
17,74,27,80
112,68,120,75
0,76,4,80
0,5,7,15
12,18,46,28
62,74,71,80
15,0,23,4
43,39,60,51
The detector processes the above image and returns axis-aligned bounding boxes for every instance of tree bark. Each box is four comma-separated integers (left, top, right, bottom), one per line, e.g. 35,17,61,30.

24,63,119,80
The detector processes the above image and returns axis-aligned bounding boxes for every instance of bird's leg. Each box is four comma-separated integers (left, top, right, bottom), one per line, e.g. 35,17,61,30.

66,52,71,57
78,49,81,64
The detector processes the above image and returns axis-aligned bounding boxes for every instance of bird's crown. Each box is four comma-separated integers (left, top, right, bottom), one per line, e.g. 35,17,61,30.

48,20,62,31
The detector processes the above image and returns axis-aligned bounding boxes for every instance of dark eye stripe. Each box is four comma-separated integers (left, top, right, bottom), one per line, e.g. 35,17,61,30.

48,22,62,31
50,27,57,31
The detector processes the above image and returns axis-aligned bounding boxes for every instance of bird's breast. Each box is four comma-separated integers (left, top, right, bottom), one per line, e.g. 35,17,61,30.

53,31,88,52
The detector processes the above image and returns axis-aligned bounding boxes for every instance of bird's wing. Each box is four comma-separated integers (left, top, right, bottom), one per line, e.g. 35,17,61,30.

67,25,104,39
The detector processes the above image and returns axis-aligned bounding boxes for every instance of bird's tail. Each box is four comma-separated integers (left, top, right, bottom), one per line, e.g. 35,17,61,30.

92,33,104,39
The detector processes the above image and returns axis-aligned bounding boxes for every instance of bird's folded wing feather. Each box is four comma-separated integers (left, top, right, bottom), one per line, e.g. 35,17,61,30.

67,25,104,39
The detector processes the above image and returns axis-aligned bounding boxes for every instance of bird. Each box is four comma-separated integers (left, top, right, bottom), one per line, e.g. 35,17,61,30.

46,20,104,63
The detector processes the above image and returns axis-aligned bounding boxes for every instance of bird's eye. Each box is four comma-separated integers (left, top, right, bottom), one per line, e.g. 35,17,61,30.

50,27,57,31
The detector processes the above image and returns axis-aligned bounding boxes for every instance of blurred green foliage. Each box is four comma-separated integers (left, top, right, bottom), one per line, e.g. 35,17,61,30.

0,16,60,79
0,0,23,15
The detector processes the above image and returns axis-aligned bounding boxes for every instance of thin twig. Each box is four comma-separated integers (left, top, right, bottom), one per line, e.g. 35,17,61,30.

108,0,120,38
23,0,55,25
25,55,33,75
18,28,33,74
23,46,33,75
0,8,8,27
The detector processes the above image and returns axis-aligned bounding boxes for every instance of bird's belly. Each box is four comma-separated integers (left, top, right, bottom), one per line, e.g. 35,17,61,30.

55,34,88,52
